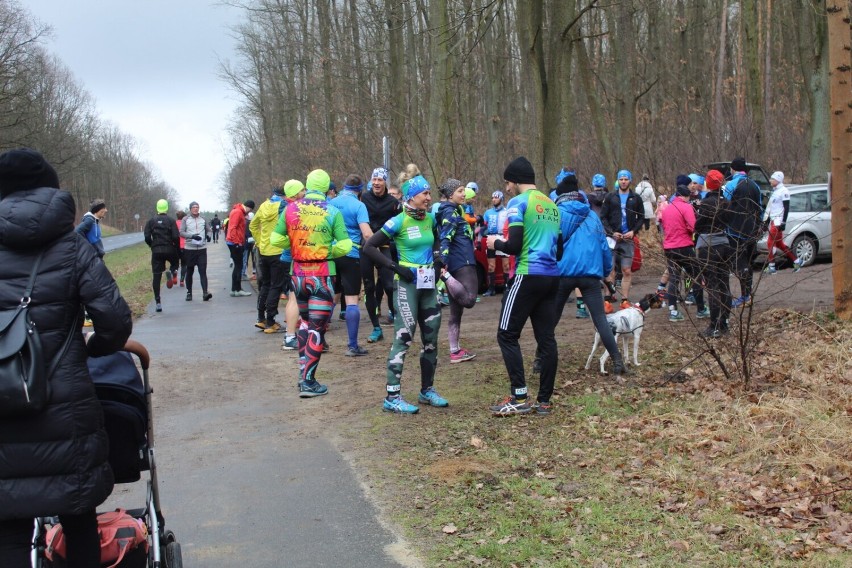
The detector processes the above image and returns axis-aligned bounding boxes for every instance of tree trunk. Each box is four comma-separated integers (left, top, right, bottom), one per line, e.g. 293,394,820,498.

714,0,729,126
827,0,852,319
516,0,546,181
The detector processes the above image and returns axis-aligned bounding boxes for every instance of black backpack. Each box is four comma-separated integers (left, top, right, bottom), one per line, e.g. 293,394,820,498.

0,251,75,416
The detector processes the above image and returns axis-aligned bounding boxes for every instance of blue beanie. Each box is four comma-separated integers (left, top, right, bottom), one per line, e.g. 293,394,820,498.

616,169,633,182
592,173,606,188
554,167,575,186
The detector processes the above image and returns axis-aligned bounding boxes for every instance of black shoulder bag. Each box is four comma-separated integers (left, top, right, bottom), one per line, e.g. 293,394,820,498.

0,251,77,416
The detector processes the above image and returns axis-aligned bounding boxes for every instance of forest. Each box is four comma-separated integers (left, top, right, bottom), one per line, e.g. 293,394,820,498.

0,0,836,228
220,0,832,206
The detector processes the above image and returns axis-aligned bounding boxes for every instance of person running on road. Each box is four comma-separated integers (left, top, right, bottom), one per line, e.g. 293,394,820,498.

481,190,509,296
599,169,644,308
363,175,447,414
330,174,374,357
210,213,221,243
436,178,478,364
361,167,402,342
251,187,287,331
179,201,213,301
226,199,255,297
763,171,803,274
144,199,180,313
486,156,562,416
271,169,351,398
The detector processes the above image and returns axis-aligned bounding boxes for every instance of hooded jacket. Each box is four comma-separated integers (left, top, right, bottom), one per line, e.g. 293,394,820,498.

599,189,645,236
249,197,285,257
226,203,247,246
75,211,105,258
0,187,132,519
556,197,612,279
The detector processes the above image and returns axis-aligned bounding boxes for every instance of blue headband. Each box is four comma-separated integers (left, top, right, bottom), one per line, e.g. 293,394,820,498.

617,169,632,182
343,183,363,193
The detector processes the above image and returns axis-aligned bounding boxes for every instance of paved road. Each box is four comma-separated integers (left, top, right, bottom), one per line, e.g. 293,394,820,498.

103,232,145,253
106,241,416,568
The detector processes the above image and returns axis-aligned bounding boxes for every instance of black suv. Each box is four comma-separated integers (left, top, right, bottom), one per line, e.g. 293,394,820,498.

705,161,772,205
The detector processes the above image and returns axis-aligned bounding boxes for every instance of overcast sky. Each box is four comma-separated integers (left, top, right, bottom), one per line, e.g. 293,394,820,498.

24,0,243,209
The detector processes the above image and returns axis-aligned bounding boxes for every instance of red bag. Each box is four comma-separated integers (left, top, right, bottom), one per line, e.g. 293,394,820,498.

45,508,149,568
631,236,642,272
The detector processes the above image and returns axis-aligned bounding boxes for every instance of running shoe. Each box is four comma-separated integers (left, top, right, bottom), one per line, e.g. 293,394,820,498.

696,307,711,319
449,349,477,364
620,299,632,310
418,387,449,407
575,306,589,319
383,396,419,414
185,292,192,301
668,310,685,322
338,312,346,321
263,322,282,334
604,300,615,314
230,290,252,297
281,336,297,350
764,265,777,274
490,396,532,416
172,271,179,286
367,327,383,343
792,258,804,272
202,292,213,301
684,293,696,305
482,288,496,297
345,345,368,357
613,362,629,376
731,295,751,308
155,302,162,313
437,293,450,307
166,276,173,289
298,380,328,398
532,401,553,415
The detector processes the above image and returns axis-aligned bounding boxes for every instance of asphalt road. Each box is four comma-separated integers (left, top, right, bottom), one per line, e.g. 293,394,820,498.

104,241,417,568
103,232,145,252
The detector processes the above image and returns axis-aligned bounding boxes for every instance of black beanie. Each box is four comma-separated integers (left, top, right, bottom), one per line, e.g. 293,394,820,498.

555,173,579,195
503,156,536,185
0,148,60,197
675,174,692,188
243,199,255,210
731,156,746,172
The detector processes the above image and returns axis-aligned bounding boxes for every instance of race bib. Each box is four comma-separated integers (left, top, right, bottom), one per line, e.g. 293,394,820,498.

416,266,435,289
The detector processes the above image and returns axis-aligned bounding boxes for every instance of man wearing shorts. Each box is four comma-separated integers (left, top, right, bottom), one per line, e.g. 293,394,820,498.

481,190,509,296
144,199,180,313
599,169,644,308
330,174,373,356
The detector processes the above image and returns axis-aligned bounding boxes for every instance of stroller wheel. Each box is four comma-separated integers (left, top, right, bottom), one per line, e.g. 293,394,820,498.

165,541,183,568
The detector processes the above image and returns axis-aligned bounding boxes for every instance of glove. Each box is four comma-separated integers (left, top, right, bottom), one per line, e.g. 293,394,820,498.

761,220,769,232
390,263,415,283
206,235,211,242
191,234,203,243
777,223,785,232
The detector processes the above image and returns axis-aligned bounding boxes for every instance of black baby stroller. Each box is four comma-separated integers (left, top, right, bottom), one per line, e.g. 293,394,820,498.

32,340,183,568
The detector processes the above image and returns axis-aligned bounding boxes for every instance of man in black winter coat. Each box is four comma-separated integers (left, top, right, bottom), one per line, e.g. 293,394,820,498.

599,169,645,306
144,198,181,312
0,148,132,567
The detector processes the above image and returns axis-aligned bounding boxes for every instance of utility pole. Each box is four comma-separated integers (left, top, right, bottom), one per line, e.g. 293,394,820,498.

827,1,852,319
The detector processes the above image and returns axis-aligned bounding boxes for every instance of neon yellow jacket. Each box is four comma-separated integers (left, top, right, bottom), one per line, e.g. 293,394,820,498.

249,198,284,257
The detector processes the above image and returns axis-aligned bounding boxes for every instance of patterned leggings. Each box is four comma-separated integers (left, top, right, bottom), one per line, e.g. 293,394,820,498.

386,278,442,396
291,275,334,383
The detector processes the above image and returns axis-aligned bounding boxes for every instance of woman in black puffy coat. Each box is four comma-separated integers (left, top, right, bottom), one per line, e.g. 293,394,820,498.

0,148,133,567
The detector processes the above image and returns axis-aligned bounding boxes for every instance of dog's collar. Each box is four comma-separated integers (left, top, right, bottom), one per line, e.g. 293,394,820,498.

632,303,645,315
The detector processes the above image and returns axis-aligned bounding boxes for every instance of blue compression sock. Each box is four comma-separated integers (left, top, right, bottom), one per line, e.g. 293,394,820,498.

345,305,360,349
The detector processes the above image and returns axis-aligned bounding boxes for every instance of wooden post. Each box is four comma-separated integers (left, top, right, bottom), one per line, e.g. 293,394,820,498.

827,1,852,319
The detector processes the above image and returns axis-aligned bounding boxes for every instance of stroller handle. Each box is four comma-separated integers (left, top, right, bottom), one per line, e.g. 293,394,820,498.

123,339,150,370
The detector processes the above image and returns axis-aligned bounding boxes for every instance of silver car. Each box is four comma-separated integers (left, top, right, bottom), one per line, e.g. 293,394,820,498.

756,183,831,267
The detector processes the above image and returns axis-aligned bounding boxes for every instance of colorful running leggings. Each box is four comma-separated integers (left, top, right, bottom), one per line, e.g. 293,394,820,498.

292,275,334,383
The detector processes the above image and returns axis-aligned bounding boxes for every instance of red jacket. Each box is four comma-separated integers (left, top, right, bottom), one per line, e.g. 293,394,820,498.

226,203,247,245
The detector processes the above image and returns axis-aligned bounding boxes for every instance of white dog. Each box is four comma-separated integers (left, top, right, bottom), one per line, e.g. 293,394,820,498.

585,293,662,374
